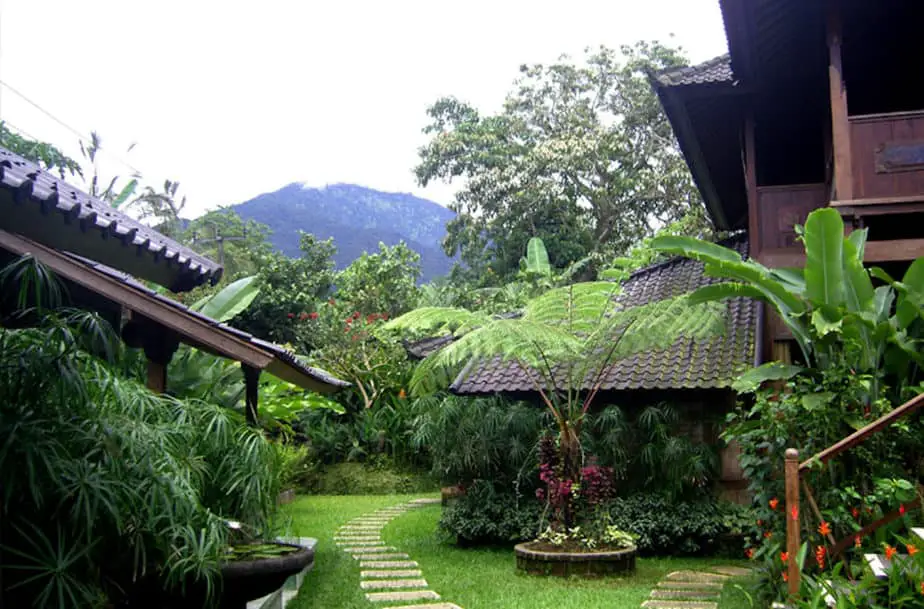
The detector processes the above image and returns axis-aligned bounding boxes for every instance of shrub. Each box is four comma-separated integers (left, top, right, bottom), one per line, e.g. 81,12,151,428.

312,460,437,495
277,443,322,491
439,480,543,544
604,494,752,556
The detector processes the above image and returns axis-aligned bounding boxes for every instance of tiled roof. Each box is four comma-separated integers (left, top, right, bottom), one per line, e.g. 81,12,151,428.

449,233,757,394
655,55,734,87
0,147,222,291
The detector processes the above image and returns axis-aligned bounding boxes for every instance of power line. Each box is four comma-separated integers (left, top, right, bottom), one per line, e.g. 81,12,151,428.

0,79,143,175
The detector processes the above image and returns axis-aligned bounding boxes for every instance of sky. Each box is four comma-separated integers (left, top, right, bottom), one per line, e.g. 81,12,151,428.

0,0,728,218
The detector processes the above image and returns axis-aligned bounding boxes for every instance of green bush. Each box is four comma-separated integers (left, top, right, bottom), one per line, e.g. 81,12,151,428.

312,460,437,495
277,443,322,491
605,494,752,556
438,480,543,544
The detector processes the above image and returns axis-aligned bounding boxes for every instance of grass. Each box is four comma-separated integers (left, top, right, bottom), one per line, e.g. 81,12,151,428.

285,494,754,609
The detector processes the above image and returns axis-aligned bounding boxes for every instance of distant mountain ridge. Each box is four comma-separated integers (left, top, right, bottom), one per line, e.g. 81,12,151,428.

229,183,456,282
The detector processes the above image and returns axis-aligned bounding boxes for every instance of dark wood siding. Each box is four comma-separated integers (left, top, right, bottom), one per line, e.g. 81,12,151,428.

757,183,827,251
850,111,924,200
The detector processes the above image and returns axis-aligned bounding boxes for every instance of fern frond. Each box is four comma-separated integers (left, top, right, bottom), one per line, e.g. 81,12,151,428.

382,307,489,338
524,282,621,333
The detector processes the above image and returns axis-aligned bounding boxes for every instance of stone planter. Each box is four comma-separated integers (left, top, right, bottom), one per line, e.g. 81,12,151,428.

514,542,637,577
277,489,297,505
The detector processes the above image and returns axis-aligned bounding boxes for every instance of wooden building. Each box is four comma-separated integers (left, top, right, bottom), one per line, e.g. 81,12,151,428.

652,0,924,362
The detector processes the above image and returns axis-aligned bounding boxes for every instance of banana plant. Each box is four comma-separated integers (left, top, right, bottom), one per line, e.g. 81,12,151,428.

190,276,261,322
651,208,924,397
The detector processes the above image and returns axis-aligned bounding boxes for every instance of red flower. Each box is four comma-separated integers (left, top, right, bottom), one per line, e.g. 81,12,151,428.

815,545,827,569
769,498,779,510
907,544,919,556
920,581,924,595
855,536,862,548
763,531,773,539
818,521,832,536
757,519,764,527
791,506,799,521
745,548,754,559
780,551,789,563
900,504,907,515
299,312,308,321
885,545,897,560
309,312,319,320
782,572,788,582
352,311,360,319
851,507,860,518
287,313,295,319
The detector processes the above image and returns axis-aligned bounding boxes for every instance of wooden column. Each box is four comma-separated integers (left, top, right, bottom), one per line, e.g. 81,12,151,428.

785,449,801,597
142,326,179,394
827,0,853,201
242,364,261,426
745,113,761,259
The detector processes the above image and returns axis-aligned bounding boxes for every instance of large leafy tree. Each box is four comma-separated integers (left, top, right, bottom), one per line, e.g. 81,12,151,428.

416,41,707,283
335,242,422,318
183,209,273,280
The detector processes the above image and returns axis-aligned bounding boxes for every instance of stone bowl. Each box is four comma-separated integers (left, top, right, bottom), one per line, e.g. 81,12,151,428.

514,541,637,577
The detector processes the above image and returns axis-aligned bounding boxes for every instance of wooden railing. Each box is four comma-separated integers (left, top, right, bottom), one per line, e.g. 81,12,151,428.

784,391,924,596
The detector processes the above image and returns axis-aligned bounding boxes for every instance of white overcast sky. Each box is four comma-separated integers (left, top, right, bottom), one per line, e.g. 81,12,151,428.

0,0,727,218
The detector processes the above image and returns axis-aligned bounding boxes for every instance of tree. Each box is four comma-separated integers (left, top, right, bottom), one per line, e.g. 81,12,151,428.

384,282,724,528
183,209,273,280
335,242,422,318
415,41,708,282
0,122,82,178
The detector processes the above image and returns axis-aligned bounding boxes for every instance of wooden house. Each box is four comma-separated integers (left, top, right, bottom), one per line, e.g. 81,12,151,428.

652,0,924,362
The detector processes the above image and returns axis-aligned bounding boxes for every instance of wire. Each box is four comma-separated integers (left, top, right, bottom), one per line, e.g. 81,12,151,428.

0,79,143,175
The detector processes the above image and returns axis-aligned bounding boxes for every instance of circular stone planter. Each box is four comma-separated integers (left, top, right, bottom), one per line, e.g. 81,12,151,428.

514,542,637,577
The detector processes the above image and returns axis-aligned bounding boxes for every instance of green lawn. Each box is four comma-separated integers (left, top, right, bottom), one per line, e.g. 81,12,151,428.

285,494,753,609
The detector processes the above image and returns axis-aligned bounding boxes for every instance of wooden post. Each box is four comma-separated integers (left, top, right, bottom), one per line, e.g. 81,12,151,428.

142,324,179,394
242,364,261,426
745,113,761,259
785,448,801,597
146,360,167,394
827,0,853,201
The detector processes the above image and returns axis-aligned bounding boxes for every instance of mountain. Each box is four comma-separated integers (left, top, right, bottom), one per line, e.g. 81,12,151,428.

230,183,456,282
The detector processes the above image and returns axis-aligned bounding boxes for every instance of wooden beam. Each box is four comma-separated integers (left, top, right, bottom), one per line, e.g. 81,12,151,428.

745,113,760,258
0,229,272,370
864,239,924,262
831,195,924,208
827,0,853,201
147,360,167,394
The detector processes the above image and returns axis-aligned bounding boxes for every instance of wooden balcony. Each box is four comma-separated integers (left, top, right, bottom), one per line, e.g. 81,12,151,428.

848,110,924,202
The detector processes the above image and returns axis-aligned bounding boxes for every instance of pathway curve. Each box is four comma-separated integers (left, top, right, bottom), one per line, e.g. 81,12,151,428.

335,497,462,609
641,565,753,609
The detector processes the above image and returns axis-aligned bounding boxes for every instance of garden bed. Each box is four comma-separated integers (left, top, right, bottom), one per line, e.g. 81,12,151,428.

514,541,637,577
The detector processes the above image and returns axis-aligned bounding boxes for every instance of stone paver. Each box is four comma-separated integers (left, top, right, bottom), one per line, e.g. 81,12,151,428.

361,569,423,578
657,582,723,590
641,601,717,609
360,560,419,568
353,553,410,560
650,589,720,600
336,541,384,547
707,566,753,577
341,546,396,553
409,498,442,505
366,590,440,603
664,571,729,583
359,578,428,590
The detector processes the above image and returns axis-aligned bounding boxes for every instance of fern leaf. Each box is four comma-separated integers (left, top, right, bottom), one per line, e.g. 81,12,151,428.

382,307,489,338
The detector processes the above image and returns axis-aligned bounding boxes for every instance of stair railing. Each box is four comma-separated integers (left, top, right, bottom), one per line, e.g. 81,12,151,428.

784,391,924,596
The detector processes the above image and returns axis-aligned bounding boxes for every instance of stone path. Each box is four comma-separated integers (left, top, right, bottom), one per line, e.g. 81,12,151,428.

337,497,462,609
641,565,752,609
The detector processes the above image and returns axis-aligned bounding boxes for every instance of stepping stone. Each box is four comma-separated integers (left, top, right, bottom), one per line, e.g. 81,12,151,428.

708,566,753,577
360,560,419,568
641,601,717,609
341,546,396,553
409,498,442,505
360,578,428,590
353,553,409,560
365,590,440,603
658,582,723,590
651,589,720,600
341,525,382,530
361,570,423,578
665,571,729,583
336,540,383,546
382,605,462,609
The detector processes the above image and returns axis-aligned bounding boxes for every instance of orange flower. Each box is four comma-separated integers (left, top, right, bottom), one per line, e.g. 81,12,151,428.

791,506,799,521
398,389,407,399
746,548,755,559
855,536,862,548
782,572,789,582
764,530,773,539
818,521,832,536
920,581,924,595
907,544,919,556
851,507,860,518
885,545,897,560
780,551,789,563
769,498,779,510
